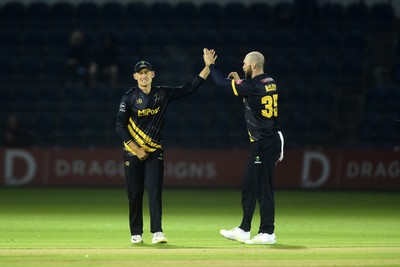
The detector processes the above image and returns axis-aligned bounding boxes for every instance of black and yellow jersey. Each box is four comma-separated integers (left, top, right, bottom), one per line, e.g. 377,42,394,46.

116,76,205,155
209,64,280,142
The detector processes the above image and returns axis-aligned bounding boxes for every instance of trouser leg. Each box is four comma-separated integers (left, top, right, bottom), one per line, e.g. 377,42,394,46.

124,155,145,235
144,150,164,233
258,134,281,234
239,151,258,232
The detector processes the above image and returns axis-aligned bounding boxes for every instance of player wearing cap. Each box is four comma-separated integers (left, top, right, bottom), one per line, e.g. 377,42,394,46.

116,59,210,244
203,48,284,245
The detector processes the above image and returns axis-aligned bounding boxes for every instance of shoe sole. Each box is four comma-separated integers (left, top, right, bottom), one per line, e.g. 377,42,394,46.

220,233,249,243
245,240,276,245
152,240,168,244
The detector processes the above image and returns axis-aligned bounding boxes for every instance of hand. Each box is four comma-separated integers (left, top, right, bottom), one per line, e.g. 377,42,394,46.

228,72,240,80
203,48,217,66
136,147,149,161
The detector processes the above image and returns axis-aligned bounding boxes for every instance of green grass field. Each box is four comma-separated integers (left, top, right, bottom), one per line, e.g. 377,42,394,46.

0,188,399,266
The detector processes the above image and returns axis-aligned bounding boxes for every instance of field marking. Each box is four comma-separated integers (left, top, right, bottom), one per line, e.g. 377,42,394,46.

1,248,400,267
1,246,400,255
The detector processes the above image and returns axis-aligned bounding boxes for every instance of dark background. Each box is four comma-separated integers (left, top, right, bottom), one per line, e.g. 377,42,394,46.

1,0,399,151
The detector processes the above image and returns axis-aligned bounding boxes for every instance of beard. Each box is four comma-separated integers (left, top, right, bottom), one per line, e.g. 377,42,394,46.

244,67,252,79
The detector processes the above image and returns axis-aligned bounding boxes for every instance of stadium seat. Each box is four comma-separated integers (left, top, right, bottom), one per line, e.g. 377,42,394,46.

173,2,198,28
0,57,18,84
31,113,59,146
270,28,295,50
312,84,337,113
346,2,370,30
308,112,335,145
0,29,23,49
16,57,44,84
149,2,174,28
291,57,315,84
169,29,196,52
344,28,367,50
273,2,295,28
80,112,115,148
280,112,309,148
248,2,272,27
21,29,48,56
293,0,319,30
26,2,51,27
76,2,100,29
36,83,64,112
124,2,150,29
319,3,345,29
369,3,395,28
46,28,70,55
222,2,248,29
0,83,15,112
317,28,344,57
315,56,341,86
340,58,365,88
197,3,223,28
99,1,125,28
294,29,318,52
1,2,26,28
42,58,66,83
50,2,76,28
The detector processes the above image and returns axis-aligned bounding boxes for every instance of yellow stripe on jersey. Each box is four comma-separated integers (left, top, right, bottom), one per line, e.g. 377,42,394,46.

128,118,162,151
127,125,155,152
231,80,239,96
124,141,137,155
248,131,255,142
129,118,161,149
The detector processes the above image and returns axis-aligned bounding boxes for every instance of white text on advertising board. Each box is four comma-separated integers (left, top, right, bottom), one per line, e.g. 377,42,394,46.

346,161,399,179
164,161,216,179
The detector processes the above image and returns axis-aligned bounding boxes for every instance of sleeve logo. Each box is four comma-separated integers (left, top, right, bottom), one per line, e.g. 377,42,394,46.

119,102,126,112
235,79,243,84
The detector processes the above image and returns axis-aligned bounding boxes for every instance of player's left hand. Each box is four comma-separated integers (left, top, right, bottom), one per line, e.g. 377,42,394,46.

203,48,217,66
228,72,240,80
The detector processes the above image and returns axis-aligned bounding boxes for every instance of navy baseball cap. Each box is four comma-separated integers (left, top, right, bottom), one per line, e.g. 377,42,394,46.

134,61,153,73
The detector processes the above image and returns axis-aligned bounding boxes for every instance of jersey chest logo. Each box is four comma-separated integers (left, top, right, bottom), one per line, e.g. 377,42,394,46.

138,106,160,117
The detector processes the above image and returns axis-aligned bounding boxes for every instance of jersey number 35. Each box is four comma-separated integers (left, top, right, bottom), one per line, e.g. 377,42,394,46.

261,94,278,118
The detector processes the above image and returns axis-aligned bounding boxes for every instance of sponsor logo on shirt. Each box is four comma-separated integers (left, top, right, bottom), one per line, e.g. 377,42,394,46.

254,156,262,164
138,106,160,117
261,77,274,83
235,79,243,84
265,84,276,92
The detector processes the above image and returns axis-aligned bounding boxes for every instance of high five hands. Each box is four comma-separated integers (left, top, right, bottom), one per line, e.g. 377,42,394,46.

203,48,217,67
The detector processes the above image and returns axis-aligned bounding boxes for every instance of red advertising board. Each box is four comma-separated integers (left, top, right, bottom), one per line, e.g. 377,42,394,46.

0,148,399,189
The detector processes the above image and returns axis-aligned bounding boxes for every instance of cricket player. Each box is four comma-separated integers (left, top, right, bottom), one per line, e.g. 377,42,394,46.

203,48,284,245
116,59,210,244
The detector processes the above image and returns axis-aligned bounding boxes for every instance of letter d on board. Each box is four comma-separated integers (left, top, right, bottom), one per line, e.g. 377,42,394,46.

4,149,36,186
301,151,330,188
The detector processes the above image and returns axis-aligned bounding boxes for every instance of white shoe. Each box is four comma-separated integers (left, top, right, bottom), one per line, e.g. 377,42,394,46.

131,235,143,244
220,227,250,243
152,232,168,244
245,233,276,245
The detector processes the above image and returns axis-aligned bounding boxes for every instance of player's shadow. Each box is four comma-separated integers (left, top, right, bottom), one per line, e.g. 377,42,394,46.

130,243,306,249
266,244,307,250
130,243,184,249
